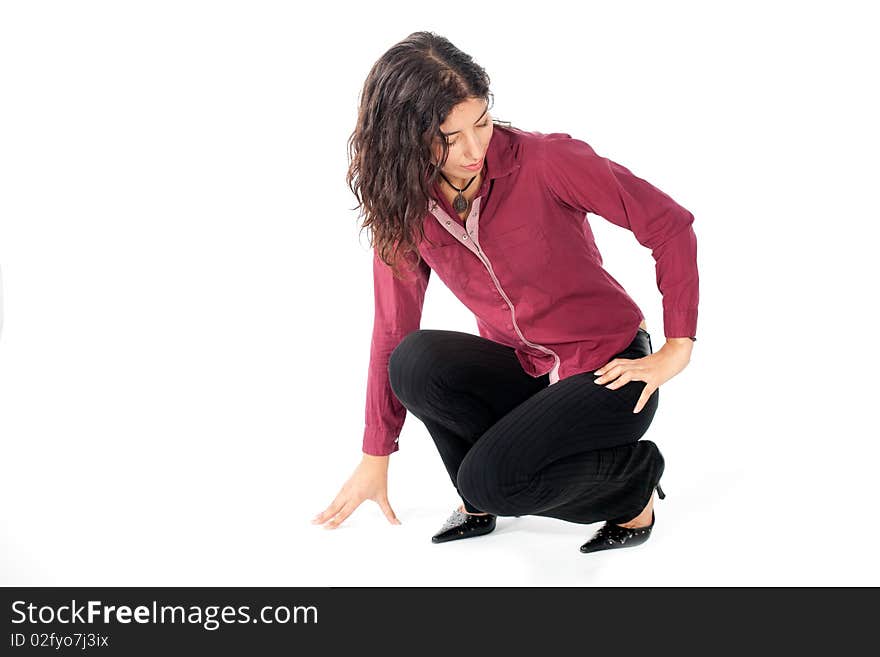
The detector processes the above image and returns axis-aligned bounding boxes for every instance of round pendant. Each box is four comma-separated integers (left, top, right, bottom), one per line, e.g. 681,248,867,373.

453,194,468,213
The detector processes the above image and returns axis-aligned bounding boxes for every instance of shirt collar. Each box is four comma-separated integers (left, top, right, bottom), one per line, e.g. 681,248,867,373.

484,124,521,180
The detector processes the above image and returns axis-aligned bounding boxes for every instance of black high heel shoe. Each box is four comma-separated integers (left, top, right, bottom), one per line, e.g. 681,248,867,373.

431,507,497,544
579,483,665,554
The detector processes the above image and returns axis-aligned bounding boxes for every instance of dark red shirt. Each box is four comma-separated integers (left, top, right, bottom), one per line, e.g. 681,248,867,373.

363,125,699,456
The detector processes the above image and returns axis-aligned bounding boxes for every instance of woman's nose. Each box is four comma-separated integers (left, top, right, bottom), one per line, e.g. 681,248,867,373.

463,134,481,159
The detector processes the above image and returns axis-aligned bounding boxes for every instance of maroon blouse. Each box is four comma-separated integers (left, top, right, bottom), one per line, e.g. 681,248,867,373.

362,125,699,456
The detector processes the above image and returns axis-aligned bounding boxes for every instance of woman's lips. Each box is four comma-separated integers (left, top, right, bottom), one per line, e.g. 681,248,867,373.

463,158,483,170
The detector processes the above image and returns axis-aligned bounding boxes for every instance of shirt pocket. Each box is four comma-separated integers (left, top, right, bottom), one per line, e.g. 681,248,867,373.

487,222,552,278
419,240,473,291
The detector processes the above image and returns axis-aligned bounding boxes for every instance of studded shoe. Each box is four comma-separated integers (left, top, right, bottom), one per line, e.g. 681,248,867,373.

579,484,665,554
431,507,497,544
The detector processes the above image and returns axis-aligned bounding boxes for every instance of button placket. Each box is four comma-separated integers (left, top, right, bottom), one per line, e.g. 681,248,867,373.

429,198,562,384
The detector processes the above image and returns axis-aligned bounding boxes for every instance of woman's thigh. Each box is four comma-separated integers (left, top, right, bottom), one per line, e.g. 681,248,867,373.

388,329,550,436
459,329,660,484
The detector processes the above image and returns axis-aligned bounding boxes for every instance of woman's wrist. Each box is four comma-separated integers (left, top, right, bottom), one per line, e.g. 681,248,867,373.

362,453,390,468
662,337,695,351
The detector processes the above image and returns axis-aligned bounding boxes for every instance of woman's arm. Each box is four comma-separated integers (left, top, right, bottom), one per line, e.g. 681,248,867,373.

538,134,699,343
362,247,431,456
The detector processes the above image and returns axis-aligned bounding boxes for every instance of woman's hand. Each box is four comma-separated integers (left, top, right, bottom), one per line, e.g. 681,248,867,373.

593,338,694,413
311,454,401,529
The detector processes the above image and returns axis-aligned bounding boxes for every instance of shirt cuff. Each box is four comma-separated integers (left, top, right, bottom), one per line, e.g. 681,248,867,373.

663,308,698,341
362,425,401,457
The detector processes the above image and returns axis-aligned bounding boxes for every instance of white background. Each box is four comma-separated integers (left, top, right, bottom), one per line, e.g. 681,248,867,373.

1,1,878,586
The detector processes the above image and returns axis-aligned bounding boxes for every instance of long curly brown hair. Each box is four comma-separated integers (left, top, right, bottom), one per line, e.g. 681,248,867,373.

346,31,512,280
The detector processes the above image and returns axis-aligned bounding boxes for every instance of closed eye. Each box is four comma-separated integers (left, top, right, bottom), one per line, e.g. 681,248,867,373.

447,121,490,147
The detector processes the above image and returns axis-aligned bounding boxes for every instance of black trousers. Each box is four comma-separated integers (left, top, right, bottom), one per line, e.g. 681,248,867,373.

387,328,664,525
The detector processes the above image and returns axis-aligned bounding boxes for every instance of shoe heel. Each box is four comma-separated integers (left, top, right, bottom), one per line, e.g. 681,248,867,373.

656,483,666,500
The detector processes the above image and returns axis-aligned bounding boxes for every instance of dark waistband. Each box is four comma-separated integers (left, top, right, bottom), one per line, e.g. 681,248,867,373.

615,327,653,359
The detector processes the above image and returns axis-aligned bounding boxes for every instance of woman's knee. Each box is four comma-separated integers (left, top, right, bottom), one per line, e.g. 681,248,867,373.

457,453,523,517
388,329,445,404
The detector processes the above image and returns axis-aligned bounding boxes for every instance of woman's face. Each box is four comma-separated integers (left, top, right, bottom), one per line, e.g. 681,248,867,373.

432,97,493,185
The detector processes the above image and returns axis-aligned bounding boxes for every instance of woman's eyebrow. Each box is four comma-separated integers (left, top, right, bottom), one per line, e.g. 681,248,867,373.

441,103,490,136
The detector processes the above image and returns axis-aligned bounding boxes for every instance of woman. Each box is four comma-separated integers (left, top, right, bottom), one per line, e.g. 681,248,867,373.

312,32,698,554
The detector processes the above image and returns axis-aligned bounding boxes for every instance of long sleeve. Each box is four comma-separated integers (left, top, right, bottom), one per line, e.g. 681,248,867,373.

539,134,699,339
362,247,431,456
